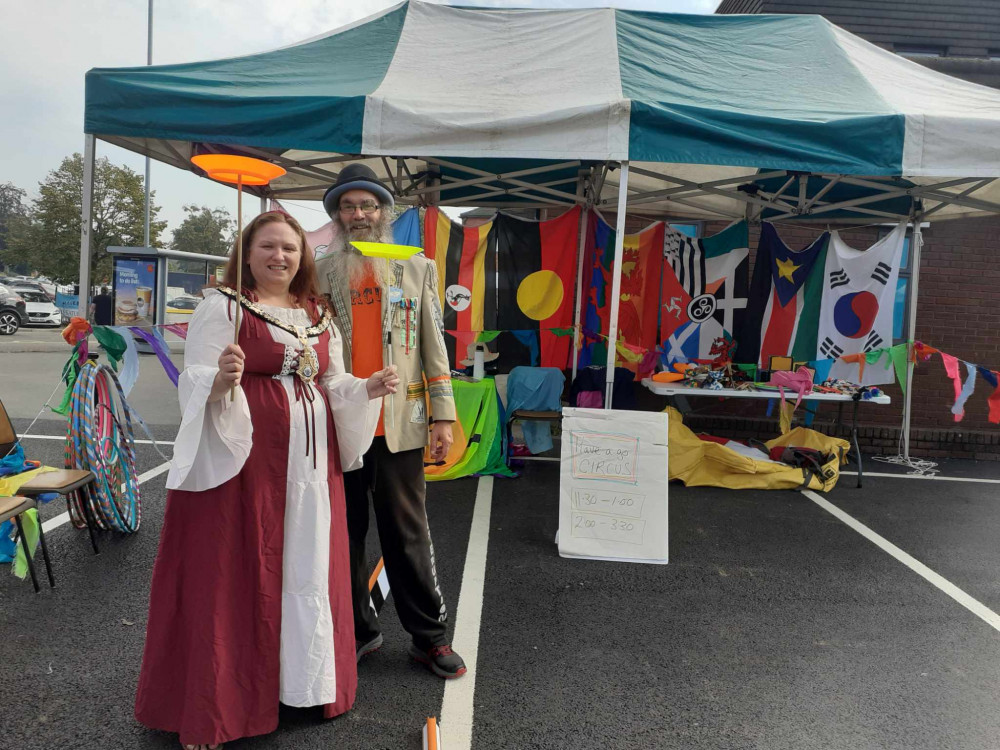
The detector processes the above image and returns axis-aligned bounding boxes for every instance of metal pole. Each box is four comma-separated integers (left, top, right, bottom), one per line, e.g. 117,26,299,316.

260,194,267,214
902,211,924,460
77,135,96,318
571,170,588,381
143,0,153,249
232,176,243,400
603,161,629,408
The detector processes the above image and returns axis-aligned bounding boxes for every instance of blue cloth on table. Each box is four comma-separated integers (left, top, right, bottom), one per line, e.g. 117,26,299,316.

506,367,565,454
0,443,27,477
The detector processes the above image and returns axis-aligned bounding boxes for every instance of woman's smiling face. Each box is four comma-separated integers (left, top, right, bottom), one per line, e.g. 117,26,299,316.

247,221,302,291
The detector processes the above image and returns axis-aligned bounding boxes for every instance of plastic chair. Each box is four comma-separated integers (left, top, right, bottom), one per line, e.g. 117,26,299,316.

0,495,54,593
0,398,99,554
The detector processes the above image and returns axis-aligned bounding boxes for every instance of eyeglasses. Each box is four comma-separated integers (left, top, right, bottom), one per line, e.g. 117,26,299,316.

339,201,380,215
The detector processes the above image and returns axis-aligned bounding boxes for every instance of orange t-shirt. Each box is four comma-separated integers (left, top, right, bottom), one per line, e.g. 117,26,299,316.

350,269,385,436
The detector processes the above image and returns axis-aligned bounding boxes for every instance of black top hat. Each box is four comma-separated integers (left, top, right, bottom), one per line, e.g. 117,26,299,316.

322,163,395,217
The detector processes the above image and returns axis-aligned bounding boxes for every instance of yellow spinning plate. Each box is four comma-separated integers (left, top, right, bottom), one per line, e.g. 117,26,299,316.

350,242,423,260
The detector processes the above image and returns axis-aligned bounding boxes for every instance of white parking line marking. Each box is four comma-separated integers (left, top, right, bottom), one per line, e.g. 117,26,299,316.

440,476,493,750
802,489,1000,634
40,461,172,534
20,434,173,446
842,470,1000,485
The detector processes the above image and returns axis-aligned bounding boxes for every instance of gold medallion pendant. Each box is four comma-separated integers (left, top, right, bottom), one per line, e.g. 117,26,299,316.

295,344,320,384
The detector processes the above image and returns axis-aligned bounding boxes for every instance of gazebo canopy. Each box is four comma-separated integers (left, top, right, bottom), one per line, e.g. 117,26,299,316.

84,1,1000,221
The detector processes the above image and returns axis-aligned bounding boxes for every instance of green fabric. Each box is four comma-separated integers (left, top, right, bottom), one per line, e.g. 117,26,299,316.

616,10,905,174
891,344,909,396
476,330,503,343
92,326,127,370
12,508,39,580
52,345,82,416
791,242,828,363
701,220,748,259
85,3,407,153
426,379,512,481
548,327,574,337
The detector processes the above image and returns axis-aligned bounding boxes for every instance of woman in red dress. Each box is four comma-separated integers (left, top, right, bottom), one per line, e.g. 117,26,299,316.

135,212,398,750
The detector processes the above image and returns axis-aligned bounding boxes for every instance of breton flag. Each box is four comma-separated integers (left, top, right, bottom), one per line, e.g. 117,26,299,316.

659,221,749,365
489,207,580,369
819,222,906,385
423,206,494,366
578,212,664,374
735,223,828,367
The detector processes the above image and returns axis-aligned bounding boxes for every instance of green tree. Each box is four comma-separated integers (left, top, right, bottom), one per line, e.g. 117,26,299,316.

171,204,233,257
0,182,29,273
7,154,166,284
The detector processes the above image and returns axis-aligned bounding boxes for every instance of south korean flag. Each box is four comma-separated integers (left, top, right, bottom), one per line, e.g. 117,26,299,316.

818,223,906,386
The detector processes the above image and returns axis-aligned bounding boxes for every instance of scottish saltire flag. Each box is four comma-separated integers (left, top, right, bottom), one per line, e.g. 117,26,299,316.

819,222,906,386
578,213,664,373
490,207,579,369
659,221,749,364
736,223,828,367
661,320,702,367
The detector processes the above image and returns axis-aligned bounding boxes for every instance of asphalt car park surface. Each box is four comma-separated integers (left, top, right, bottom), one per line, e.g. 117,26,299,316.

3,418,999,750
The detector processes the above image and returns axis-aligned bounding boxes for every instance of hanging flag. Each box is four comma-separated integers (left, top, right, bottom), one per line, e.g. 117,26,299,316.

980,368,1000,424
819,223,906,386
423,206,494,367
659,221,749,366
952,362,977,422
392,207,422,247
736,223,827,367
270,199,335,258
578,213,664,376
490,207,580,369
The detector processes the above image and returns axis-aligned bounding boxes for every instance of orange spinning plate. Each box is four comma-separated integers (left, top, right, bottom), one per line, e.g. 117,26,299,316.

190,154,286,185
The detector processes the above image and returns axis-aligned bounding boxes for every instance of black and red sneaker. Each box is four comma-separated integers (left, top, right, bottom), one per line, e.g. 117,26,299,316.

408,642,467,679
356,633,384,663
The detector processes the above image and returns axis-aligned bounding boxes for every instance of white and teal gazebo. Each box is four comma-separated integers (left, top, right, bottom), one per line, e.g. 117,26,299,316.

81,0,1000,458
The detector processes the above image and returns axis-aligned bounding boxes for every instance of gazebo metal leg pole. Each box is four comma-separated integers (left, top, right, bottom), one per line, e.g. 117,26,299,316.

604,161,629,409
902,213,924,461
571,191,588,382
77,134,96,319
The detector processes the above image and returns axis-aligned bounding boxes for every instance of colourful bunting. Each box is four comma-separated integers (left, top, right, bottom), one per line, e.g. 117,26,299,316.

952,362,977,422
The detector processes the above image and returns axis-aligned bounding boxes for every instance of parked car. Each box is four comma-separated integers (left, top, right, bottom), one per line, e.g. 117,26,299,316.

165,295,201,325
8,280,54,301
18,289,64,327
0,284,27,335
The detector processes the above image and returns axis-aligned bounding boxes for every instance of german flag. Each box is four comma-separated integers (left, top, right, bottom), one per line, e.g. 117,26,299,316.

423,207,493,365
489,206,580,369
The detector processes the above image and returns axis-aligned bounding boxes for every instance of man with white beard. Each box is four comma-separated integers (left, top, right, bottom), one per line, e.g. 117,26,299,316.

315,164,466,680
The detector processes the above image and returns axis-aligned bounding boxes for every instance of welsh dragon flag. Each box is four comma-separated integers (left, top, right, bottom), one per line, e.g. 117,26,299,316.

659,221,749,366
578,212,664,374
819,222,906,386
735,223,828,367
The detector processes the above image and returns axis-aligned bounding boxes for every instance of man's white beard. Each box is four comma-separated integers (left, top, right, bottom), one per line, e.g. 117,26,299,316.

329,215,394,287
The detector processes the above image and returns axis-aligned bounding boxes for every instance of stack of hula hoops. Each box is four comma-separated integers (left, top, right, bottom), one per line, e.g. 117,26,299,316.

64,358,142,534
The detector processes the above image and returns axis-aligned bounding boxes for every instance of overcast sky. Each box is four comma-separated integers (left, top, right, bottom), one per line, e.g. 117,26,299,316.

1,0,719,238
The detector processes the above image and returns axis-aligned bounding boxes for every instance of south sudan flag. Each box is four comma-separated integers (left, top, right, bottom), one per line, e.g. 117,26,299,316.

488,206,580,370
423,206,494,366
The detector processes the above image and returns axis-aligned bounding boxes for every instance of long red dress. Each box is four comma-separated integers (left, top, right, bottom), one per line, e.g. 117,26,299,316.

135,291,378,746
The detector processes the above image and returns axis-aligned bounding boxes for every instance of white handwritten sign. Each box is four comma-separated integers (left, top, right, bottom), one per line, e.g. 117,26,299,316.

558,408,668,564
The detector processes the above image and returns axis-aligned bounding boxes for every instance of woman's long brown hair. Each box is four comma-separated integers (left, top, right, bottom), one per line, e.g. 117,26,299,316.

221,211,328,319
